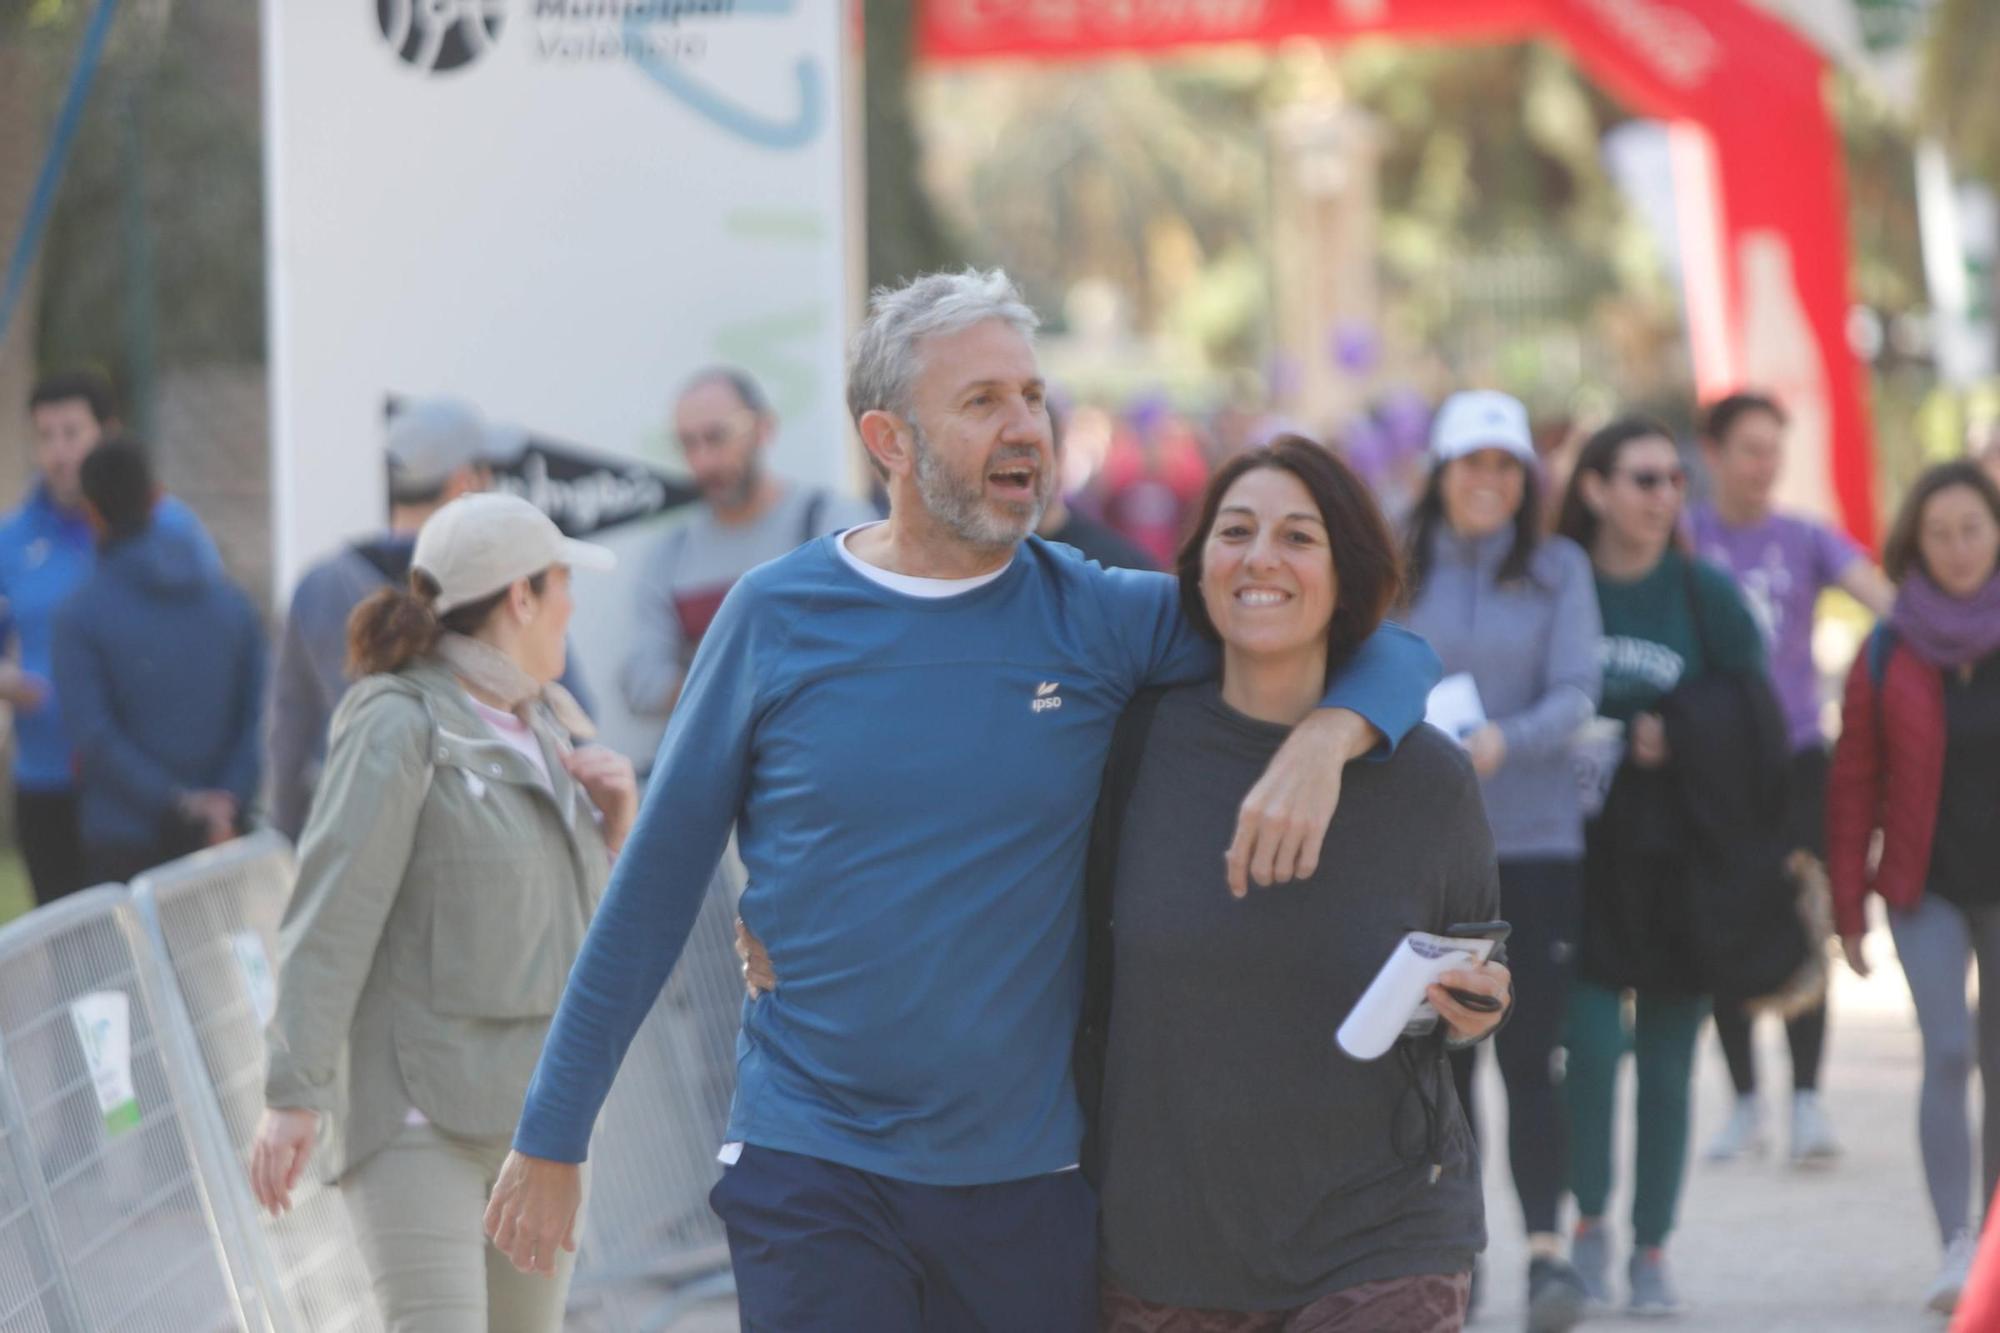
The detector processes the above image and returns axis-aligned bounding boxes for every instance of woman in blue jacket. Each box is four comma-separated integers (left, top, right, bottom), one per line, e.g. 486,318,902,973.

1402,392,1602,1331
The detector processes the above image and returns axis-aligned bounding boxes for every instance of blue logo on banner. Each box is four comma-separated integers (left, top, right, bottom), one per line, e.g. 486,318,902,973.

623,0,824,149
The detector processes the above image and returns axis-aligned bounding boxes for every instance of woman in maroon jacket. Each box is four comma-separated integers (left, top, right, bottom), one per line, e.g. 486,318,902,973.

1829,460,2000,1316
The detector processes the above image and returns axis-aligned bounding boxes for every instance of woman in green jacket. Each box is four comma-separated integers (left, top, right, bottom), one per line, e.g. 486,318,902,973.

249,493,636,1333
1553,418,1765,1318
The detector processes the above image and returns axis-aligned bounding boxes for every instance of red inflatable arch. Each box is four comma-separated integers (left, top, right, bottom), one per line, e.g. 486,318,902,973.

919,0,1877,545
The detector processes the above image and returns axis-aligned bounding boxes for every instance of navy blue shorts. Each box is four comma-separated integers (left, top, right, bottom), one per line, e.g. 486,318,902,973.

709,1144,1098,1333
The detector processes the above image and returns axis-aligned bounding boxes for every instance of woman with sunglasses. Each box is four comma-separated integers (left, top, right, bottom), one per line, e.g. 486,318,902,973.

1401,391,1600,1332
1553,418,1765,1317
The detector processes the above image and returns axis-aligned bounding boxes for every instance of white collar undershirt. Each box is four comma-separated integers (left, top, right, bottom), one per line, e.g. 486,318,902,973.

835,521,1012,599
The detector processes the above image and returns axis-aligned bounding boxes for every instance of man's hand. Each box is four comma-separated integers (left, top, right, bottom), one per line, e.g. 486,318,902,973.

1429,959,1512,1043
0,665,47,712
1463,723,1507,779
735,918,777,997
565,746,639,852
179,790,239,847
1225,708,1380,898
485,1151,583,1277
249,1106,319,1214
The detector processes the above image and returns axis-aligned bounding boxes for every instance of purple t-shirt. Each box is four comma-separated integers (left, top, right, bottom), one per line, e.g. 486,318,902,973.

1688,503,1861,751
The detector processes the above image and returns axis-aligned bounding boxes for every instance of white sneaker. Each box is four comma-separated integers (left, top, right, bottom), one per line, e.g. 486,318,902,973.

1926,1228,1978,1313
1705,1093,1766,1162
1789,1091,1841,1166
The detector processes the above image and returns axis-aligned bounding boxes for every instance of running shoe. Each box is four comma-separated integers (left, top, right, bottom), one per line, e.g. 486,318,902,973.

1926,1228,1977,1314
1627,1248,1684,1318
1704,1093,1766,1162
1789,1090,1842,1166
1570,1224,1614,1309
1526,1255,1588,1332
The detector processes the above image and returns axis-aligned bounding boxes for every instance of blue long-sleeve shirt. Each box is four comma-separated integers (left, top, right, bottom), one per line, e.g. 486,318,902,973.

514,535,1439,1185
0,484,219,791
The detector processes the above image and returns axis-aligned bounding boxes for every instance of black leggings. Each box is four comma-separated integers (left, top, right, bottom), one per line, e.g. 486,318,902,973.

1713,745,1831,1095
1450,857,1582,1237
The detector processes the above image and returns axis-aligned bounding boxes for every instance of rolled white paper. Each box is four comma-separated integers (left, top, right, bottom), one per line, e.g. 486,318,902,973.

1337,930,1497,1061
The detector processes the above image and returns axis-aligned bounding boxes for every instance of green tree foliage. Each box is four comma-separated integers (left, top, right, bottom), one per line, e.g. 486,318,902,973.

1921,0,2000,186
864,0,960,290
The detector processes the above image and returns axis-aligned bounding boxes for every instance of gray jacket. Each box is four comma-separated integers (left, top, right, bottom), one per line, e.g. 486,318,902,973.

1404,529,1602,860
264,658,610,1180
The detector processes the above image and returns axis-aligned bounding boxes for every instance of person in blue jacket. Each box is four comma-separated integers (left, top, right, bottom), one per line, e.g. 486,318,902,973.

483,269,1442,1332
51,438,263,886
0,371,221,902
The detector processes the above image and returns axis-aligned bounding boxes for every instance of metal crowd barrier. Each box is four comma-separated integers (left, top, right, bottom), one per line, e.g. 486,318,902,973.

128,836,381,1333
0,834,749,1331
567,861,744,1331
0,886,257,1331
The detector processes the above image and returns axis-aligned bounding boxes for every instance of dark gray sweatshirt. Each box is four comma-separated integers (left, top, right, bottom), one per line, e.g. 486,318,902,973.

1403,529,1601,860
1093,683,1498,1311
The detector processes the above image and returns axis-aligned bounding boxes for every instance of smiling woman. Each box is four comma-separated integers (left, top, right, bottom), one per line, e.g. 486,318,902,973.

1083,435,1506,1333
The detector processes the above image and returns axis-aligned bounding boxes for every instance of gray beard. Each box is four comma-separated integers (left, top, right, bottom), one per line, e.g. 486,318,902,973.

910,423,1045,550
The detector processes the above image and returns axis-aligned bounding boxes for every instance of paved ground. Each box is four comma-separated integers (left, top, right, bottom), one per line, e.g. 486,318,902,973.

1474,909,1951,1333
667,910,1961,1331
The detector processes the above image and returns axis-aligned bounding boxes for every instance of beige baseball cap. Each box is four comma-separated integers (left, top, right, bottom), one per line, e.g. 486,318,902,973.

413,492,616,615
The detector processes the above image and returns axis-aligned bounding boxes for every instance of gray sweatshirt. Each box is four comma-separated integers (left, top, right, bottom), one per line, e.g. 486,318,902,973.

1403,528,1601,860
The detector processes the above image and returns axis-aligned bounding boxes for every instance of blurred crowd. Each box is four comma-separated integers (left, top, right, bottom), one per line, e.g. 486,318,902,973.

5,327,2000,1327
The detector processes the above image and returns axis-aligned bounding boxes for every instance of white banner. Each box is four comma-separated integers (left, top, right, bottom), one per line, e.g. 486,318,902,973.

263,0,853,755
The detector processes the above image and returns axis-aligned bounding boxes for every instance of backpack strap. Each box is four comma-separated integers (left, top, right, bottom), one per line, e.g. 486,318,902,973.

1866,624,1898,691
1679,555,1716,676
1076,688,1167,1175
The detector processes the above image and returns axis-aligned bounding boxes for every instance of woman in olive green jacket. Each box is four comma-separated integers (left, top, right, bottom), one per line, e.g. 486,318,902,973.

249,494,636,1333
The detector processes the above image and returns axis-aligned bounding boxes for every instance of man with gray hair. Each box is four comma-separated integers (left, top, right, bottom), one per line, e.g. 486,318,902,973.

488,270,1440,1328
620,366,875,734
264,398,591,838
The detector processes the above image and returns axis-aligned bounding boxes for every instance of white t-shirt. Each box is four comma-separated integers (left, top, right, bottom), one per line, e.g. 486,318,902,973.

834,522,1012,598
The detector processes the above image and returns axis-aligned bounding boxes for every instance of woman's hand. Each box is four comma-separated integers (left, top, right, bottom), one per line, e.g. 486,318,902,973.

565,746,639,852
249,1106,319,1214
1428,959,1512,1044
1463,724,1507,779
485,1151,584,1277
1629,712,1670,769
1841,934,1871,979
735,918,778,997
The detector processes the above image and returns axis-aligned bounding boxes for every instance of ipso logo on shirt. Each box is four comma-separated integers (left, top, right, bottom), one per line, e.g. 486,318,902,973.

376,0,505,74
1032,682,1064,714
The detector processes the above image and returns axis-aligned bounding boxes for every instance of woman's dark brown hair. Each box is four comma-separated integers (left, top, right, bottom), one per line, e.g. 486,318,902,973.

1881,460,2000,584
1175,434,1401,673
346,569,547,679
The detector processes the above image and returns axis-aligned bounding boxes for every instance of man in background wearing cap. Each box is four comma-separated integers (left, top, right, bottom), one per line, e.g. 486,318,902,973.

52,439,263,886
620,367,875,734
0,370,221,903
265,399,592,840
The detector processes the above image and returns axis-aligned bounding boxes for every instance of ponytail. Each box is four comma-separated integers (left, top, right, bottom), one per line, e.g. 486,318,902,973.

346,571,445,678
343,567,552,679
